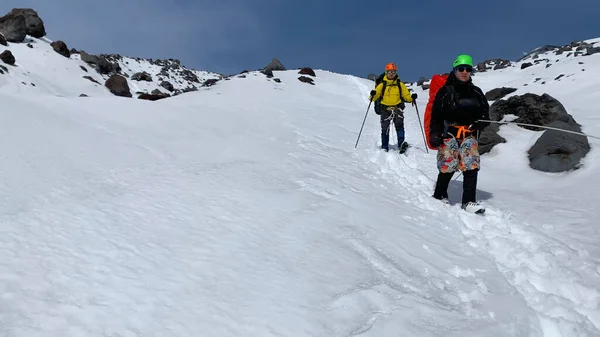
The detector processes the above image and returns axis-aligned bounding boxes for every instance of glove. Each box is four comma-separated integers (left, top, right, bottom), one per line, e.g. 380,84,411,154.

469,122,484,132
370,90,376,96
430,134,442,148
411,93,418,100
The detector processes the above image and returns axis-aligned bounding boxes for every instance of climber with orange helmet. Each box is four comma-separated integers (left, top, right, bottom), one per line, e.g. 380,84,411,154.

369,62,418,153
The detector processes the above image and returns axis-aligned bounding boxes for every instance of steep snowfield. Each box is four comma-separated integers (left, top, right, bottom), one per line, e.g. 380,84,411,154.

0,36,221,97
1,35,599,336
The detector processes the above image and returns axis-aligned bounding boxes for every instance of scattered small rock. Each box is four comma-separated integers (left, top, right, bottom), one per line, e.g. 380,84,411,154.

0,33,6,46
521,62,533,69
0,50,15,65
83,75,101,85
298,76,314,85
79,65,87,72
273,78,281,83
79,94,88,97
50,40,70,58
298,67,315,77
261,69,274,78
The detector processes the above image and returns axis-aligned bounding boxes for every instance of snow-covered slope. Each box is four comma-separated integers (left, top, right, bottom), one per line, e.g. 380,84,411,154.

1,30,600,337
0,35,222,97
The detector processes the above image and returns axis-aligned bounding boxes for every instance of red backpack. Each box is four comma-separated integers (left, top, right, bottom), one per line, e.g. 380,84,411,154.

424,74,449,150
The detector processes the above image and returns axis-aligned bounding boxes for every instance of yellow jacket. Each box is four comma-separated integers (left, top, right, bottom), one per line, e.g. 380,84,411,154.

370,76,413,106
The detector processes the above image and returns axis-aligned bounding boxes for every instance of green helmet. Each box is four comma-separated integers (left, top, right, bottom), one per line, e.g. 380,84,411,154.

453,54,473,68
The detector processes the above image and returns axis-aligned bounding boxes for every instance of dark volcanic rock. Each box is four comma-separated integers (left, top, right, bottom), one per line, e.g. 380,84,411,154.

105,74,131,97
528,120,590,172
485,87,517,101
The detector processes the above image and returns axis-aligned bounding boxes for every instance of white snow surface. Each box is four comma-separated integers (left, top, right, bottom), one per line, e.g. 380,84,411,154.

1,35,600,337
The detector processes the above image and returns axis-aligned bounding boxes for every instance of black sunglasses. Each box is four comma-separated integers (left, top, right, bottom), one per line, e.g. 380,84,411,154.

456,66,473,73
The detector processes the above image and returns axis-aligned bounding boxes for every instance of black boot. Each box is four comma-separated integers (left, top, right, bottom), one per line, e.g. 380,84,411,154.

433,172,453,201
462,169,478,204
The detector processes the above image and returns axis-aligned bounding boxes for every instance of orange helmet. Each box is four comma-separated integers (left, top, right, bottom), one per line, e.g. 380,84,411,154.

385,63,397,71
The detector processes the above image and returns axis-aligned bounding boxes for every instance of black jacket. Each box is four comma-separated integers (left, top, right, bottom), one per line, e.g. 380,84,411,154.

429,72,490,145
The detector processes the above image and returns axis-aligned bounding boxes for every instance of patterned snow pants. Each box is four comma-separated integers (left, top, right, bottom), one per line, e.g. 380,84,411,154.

436,136,480,173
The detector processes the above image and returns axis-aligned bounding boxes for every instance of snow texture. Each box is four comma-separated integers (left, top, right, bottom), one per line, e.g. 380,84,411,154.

0,35,599,337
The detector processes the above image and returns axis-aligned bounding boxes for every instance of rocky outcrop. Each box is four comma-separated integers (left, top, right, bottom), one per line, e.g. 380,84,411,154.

528,120,590,172
263,58,285,72
105,75,131,97
0,14,26,42
0,8,45,43
0,33,6,46
476,59,511,72
138,89,170,101
485,87,517,101
131,71,152,81
160,80,174,92
79,51,120,75
481,93,590,172
0,50,15,65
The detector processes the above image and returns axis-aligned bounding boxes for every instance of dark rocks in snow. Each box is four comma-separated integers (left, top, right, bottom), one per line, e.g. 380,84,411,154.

298,76,314,85
79,94,88,97
50,40,70,58
80,51,120,75
0,33,6,46
138,90,170,101
485,87,517,101
0,14,26,42
476,59,511,72
367,73,377,81
0,64,7,74
9,9,45,38
478,122,507,155
416,77,427,86
298,67,315,77
273,78,281,83
483,93,590,172
160,80,174,92
202,78,219,87
105,74,132,97
520,62,533,69
261,69,274,78
528,120,590,172
131,71,152,81
492,93,569,131
263,58,285,72
585,47,600,56
79,65,88,72
83,75,101,85
0,8,46,43
0,50,15,65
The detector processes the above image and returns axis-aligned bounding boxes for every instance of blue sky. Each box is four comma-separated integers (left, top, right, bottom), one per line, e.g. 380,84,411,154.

1,0,599,81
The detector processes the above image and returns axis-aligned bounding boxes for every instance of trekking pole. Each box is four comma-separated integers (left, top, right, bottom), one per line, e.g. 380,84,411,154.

413,103,428,153
355,100,373,148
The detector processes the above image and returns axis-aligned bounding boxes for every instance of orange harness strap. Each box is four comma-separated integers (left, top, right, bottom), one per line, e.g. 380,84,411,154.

455,125,472,139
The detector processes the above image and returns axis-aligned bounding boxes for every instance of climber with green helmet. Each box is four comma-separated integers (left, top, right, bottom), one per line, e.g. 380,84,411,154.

429,54,490,214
